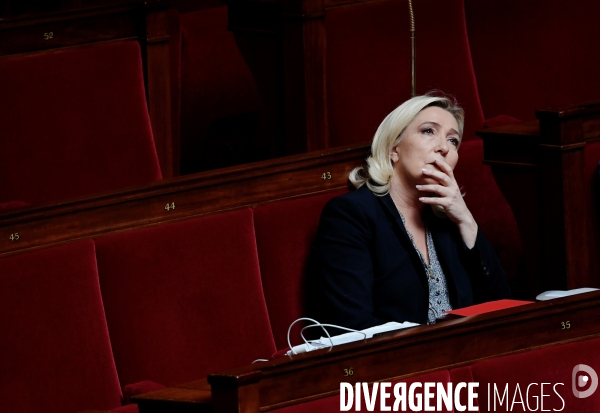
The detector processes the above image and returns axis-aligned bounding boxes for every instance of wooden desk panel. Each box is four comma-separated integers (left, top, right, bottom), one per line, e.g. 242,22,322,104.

134,291,600,413
0,143,369,257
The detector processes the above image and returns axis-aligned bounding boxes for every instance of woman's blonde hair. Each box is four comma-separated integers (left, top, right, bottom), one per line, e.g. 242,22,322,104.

349,93,464,195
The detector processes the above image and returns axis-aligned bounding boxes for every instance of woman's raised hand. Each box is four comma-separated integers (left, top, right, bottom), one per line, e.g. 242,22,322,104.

416,158,478,248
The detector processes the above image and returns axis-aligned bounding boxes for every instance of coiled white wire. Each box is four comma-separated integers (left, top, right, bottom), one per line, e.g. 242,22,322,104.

287,318,366,355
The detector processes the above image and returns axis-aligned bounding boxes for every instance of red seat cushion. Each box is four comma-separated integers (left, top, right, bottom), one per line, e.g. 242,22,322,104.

253,190,347,350
94,209,276,387
122,381,166,405
110,404,140,413
0,240,122,412
0,40,161,205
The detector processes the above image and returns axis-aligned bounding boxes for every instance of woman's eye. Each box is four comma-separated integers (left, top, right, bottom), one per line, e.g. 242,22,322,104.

422,128,434,135
449,138,460,147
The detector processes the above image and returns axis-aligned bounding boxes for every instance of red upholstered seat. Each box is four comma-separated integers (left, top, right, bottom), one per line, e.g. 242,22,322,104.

327,0,484,147
253,190,347,350
0,40,162,206
94,209,276,387
469,338,600,412
111,404,140,413
0,240,123,413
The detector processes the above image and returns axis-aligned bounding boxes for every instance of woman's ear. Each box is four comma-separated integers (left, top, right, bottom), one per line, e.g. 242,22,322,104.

390,144,400,163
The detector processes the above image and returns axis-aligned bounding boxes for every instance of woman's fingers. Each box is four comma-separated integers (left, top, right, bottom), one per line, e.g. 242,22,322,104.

418,195,447,206
433,158,455,179
418,161,467,219
422,158,457,187
421,159,477,248
416,184,450,197
421,168,451,185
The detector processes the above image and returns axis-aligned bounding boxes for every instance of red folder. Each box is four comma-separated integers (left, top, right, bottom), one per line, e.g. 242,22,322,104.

445,299,534,317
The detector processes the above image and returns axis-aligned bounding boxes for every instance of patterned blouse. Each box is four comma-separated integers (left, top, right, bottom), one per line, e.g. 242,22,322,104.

398,211,453,324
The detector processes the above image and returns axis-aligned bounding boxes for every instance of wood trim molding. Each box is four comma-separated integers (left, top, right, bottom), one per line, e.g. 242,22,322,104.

0,143,370,257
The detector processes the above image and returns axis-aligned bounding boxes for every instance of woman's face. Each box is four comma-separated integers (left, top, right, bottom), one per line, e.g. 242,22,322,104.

390,106,460,187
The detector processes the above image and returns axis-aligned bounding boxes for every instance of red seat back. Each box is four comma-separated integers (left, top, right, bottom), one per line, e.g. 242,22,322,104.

0,241,122,412
253,190,347,350
0,41,162,205
94,209,276,386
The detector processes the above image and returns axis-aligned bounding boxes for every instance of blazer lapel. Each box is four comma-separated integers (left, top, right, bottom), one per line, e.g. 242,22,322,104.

379,194,412,243
379,194,430,290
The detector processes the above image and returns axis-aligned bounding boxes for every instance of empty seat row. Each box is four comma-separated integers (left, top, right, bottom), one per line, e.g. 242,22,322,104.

0,190,340,412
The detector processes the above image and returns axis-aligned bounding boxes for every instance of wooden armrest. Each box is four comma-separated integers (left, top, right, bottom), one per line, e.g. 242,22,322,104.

132,378,212,413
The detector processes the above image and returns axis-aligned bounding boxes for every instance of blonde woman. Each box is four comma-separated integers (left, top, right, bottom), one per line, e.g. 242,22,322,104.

310,94,510,329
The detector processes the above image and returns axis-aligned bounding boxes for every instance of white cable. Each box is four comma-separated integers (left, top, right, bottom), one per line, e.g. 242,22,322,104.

287,317,334,355
287,318,366,355
286,319,420,356
300,324,366,351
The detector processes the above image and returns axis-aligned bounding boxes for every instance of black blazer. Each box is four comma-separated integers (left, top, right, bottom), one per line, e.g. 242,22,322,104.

308,184,511,329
